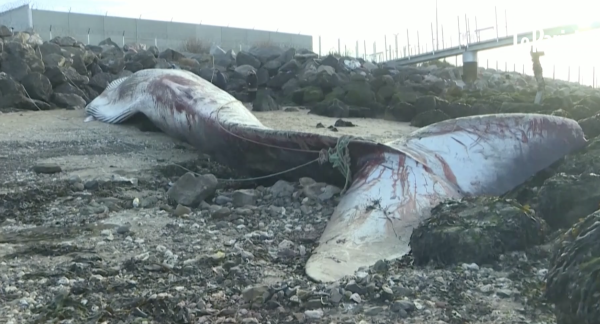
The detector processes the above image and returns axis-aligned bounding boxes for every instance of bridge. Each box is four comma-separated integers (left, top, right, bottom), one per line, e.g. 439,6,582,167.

385,22,600,66
380,20,600,82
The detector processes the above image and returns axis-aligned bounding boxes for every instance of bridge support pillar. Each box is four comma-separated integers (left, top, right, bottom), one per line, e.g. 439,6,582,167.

462,51,478,84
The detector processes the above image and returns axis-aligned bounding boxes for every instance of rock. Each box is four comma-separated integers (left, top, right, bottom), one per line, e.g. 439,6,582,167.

410,197,549,266
236,51,261,69
270,180,295,197
302,182,341,201
32,163,62,174
232,189,258,207
300,86,324,103
88,72,114,92
535,172,600,229
248,45,285,64
546,211,600,324
242,285,270,304
578,113,600,138
0,23,597,133
1,56,31,81
252,89,279,111
309,99,349,118
0,72,52,110
167,172,219,207
20,73,53,102
51,93,86,110
410,109,450,127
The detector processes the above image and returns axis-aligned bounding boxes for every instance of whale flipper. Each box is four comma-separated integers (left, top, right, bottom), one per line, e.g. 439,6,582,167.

105,77,129,91
305,114,586,282
85,78,138,124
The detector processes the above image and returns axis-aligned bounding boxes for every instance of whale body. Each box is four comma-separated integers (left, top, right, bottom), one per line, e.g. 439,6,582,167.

86,69,587,282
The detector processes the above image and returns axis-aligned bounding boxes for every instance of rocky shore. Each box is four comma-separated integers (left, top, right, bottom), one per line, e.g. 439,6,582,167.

1,25,600,323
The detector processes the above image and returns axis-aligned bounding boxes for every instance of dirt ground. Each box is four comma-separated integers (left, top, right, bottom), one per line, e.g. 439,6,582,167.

0,108,553,324
0,109,415,182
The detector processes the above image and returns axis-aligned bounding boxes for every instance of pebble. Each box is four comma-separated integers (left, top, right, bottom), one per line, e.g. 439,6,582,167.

32,163,62,174
304,309,323,319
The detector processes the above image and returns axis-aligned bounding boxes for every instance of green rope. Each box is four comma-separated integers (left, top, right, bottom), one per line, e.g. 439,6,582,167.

322,135,353,193
171,135,354,193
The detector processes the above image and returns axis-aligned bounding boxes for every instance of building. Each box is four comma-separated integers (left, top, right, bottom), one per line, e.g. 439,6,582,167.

0,4,313,51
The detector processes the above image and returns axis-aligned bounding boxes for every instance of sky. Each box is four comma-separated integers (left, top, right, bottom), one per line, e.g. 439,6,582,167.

3,0,600,85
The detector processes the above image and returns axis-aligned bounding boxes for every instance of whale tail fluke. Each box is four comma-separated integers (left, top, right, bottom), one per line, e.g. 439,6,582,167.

398,113,587,196
305,113,587,283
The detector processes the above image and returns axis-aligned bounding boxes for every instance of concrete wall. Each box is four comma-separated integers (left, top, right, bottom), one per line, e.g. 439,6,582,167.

0,4,32,32
23,9,312,52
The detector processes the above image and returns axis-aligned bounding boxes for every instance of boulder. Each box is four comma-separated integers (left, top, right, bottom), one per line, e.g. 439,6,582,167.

0,23,598,128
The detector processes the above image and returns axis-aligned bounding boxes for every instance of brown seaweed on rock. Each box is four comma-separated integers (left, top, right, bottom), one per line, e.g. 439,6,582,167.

409,197,550,267
546,210,600,324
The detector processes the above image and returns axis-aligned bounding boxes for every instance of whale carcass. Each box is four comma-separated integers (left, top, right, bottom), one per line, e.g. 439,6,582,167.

85,69,587,282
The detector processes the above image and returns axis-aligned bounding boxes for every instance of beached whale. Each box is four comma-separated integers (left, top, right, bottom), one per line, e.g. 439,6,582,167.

85,69,587,282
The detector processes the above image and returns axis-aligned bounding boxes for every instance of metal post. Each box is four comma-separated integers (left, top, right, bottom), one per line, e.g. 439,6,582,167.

435,0,439,50
441,26,444,49
87,28,90,45
495,7,499,41
363,40,367,60
384,35,388,60
373,42,376,61
465,14,469,45
522,64,525,74
394,34,399,58
504,10,508,36
431,23,435,54
137,15,141,43
417,31,420,54
486,59,488,69
122,31,125,46
318,36,321,56
457,16,461,49
407,29,410,59
49,25,52,40
356,41,359,59
513,63,515,72
475,17,479,42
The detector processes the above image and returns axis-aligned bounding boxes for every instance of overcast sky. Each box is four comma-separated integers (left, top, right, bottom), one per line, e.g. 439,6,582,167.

3,0,598,83
7,0,592,38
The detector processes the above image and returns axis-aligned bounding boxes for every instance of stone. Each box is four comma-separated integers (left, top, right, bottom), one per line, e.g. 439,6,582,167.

167,172,219,208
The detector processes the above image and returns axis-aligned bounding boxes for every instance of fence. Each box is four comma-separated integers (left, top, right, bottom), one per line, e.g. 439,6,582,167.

0,5,313,52
445,58,599,88
313,6,600,88
315,7,514,62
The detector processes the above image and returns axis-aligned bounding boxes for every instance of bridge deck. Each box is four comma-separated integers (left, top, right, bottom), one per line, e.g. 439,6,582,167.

384,22,600,66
